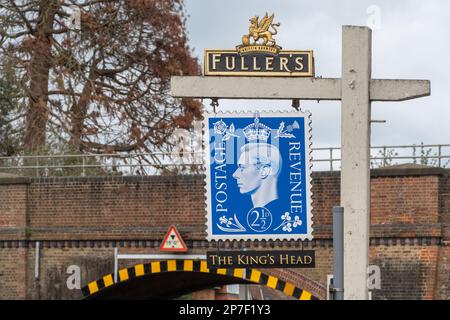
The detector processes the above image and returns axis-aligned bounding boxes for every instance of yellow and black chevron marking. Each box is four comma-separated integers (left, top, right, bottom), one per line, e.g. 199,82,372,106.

81,259,318,300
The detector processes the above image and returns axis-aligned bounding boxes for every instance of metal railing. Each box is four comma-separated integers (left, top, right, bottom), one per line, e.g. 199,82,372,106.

0,143,449,177
313,144,450,172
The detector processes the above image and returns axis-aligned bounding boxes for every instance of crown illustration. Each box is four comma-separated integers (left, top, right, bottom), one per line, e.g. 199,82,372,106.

243,115,271,142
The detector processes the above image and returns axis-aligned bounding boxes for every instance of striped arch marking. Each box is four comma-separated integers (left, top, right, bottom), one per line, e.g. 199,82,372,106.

81,260,318,300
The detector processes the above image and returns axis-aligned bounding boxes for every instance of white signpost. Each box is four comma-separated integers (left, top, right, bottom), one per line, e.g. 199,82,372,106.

170,26,430,300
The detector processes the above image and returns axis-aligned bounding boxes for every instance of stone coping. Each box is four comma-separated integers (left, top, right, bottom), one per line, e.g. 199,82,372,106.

0,166,448,185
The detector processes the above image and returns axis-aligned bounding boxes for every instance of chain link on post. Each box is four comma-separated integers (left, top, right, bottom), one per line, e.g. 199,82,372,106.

292,99,300,111
210,98,219,113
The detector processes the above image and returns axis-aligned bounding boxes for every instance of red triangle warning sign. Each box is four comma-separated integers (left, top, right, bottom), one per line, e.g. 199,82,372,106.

160,225,187,252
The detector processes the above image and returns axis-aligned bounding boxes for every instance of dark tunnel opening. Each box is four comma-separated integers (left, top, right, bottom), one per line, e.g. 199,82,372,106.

85,271,251,300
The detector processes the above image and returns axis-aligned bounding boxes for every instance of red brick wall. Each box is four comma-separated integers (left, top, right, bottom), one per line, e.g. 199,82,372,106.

310,173,339,238
25,246,113,300
17,173,444,241
0,240,443,300
436,246,450,300
0,182,28,299
25,175,340,240
312,172,442,238
436,174,450,299
0,184,27,237
0,168,449,300
0,247,27,299
26,176,206,240
370,245,440,300
371,176,440,225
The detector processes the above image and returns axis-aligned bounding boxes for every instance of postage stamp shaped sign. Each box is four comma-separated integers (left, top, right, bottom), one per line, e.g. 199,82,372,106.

203,111,313,241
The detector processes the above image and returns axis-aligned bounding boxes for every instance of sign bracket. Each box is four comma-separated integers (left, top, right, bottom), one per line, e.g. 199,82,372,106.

210,98,219,113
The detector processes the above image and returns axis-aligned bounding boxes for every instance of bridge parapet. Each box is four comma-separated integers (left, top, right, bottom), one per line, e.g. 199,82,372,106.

0,167,449,299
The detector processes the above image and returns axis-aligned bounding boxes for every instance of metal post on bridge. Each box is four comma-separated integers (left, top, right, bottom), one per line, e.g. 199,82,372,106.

113,247,118,283
333,207,344,300
438,145,442,167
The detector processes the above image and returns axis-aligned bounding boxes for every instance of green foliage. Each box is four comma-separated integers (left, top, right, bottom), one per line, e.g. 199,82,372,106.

412,142,438,167
24,227,32,238
370,148,398,168
371,143,448,169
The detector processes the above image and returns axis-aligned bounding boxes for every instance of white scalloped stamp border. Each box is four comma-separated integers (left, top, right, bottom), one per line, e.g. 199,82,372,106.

202,109,314,242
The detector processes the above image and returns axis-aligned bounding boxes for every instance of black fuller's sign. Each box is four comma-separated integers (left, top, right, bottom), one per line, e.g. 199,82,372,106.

204,13,314,77
207,250,315,269
205,50,313,77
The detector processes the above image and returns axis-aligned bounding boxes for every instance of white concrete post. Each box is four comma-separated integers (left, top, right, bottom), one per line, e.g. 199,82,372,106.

341,26,372,300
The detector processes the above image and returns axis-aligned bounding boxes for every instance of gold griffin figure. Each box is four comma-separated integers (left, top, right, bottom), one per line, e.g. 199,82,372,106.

242,13,280,47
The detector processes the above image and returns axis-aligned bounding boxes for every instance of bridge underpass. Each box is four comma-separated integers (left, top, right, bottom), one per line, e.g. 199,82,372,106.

82,260,318,300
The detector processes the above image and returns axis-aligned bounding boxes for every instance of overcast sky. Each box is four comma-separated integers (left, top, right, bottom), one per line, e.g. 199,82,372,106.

183,0,449,149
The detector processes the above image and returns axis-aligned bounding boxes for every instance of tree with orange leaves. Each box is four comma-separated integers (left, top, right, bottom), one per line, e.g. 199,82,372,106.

0,0,201,162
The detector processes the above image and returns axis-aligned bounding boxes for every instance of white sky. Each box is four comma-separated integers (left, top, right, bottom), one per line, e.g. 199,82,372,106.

184,0,450,148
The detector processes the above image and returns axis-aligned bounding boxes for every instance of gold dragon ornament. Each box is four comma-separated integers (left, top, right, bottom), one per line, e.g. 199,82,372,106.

242,13,280,47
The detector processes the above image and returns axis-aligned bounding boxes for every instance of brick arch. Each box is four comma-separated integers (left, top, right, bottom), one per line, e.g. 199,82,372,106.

263,268,326,300
81,259,321,300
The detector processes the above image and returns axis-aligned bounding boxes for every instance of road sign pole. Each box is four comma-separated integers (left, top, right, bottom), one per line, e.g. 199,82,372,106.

113,247,118,283
333,206,344,300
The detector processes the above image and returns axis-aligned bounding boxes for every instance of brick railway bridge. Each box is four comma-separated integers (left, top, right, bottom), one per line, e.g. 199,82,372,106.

0,165,449,300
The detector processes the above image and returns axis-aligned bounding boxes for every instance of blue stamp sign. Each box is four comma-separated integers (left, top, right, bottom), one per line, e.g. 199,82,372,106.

203,111,313,241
